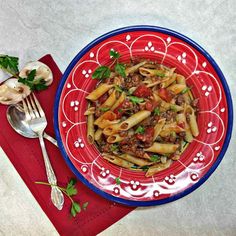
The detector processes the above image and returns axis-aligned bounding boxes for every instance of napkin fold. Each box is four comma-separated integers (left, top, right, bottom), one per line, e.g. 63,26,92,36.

0,54,134,236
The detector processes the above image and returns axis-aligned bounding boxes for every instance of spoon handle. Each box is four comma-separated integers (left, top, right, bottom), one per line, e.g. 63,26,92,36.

43,132,58,147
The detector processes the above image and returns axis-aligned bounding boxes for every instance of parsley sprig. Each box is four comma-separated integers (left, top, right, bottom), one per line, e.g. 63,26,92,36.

92,50,126,80
35,178,89,217
0,54,48,91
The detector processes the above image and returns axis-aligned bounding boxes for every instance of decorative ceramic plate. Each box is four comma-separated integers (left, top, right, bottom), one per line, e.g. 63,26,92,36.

54,26,233,206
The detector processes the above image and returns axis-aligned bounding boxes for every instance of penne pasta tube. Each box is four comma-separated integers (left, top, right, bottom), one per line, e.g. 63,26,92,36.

84,106,95,115
185,105,199,137
119,110,151,131
159,122,185,137
176,74,186,85
87,113,95,144
139,67,166,77
145,159,172,177
103,123,121,136
86,83,114,101
94,128,103,141
102,153,134,169
125,61,147,75
153,118,166,141
167,84,186,94
111,92,126,111
120,153,154,167
107,134,124,143
94,111,119,129
176,113,193,142
160,73,177,88
101,90,117,108
144,142,179,154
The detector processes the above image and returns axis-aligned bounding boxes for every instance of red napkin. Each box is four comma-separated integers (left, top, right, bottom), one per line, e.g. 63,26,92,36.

0,54,135,236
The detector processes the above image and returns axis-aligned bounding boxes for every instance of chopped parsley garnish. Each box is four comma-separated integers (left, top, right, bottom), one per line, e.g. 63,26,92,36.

150,155,161,162
181,87,190,94
156,71,166,77
129,96,144,104
140,165,149,171
115,177,121,185
92,66,111,80
135,126,145,134
0,55,19,75
99,107,110,112
153,108,160,115
110,144,119,152
114,85,123,92
115,63,126,78
110,50,120,59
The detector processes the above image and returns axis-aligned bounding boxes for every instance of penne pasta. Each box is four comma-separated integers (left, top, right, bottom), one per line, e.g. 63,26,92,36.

159,122,185,137
102,153,134,169
145,159,172,177
139,67,166,77
153,118,166,141
120,153,154,167
111,92,126,111
94,111,119,129
185,105,199,137
94,128,103,141
167,84,186,94
107,134,124,143
160,73,177,88
86,83,114,101
176,113,193,142
125,61,147,75
84,106,95,115
100,90,117,108
87,113,95,144
144,142,179,154
119,110,151,131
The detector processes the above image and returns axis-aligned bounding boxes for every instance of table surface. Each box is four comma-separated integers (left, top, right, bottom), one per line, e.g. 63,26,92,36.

0,0,236,235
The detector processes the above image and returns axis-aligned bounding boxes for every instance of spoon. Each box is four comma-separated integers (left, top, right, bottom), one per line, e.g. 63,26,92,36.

7,105,58,147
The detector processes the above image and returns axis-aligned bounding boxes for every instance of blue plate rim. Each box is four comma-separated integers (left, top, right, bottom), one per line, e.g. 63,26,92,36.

53,25,233,207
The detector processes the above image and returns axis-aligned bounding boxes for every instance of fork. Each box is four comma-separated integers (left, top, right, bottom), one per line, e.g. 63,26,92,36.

22,93,64,210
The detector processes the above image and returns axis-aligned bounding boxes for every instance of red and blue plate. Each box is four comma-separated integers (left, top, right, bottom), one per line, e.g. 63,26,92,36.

54,26,233,206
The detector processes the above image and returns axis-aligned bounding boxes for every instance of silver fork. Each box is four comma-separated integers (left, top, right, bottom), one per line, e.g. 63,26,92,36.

22,93,64,210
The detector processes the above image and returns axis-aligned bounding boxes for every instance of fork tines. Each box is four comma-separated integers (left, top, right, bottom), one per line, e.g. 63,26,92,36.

22,93,45,119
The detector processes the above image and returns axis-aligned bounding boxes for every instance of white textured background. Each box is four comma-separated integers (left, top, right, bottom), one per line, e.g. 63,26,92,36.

0,0,236,235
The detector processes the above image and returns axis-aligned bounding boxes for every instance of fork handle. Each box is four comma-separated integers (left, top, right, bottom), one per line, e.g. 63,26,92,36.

38,133,57,185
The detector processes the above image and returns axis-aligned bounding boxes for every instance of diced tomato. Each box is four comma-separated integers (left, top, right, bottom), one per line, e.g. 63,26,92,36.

98,93,108,104
145,101,154,111
103,111,117,121
158,88,174,102
113,102,125,119
178,121,185,129
136,127,154,143
133,84,151,98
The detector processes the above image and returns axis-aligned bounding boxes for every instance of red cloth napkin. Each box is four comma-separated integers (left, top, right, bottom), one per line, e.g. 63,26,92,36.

0,54,135,236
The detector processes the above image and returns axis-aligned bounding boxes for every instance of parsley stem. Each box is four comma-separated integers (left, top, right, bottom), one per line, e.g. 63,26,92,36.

0,66,18,78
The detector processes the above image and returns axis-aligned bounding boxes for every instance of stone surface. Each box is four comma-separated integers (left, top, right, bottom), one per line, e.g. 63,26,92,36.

0,0,236,235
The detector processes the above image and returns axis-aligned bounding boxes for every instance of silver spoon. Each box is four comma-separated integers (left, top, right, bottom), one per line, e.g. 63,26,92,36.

7,105,58,147
7,104,64,210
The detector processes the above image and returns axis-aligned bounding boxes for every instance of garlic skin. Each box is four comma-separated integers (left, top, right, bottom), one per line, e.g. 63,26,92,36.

19,61,53,86
0,78,31,105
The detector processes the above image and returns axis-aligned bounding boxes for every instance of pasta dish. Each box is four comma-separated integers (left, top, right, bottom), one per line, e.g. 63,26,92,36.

85,56,199,177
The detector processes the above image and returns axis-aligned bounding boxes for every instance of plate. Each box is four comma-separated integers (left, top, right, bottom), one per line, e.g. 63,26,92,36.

54,26,233,206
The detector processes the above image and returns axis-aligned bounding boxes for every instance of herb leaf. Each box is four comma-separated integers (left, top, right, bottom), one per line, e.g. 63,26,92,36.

115,177,121,185
154,108,160,115
18,69,48,91
129,96,144,104
110,144,119,152
99,107,110,112
66,178,77,196
71,202,81,217
114,85,123,93
110,50,120,59
0,55,19,75
82,202,89,210
115,63,126,78
170,105,177,112
156,71,166,77
135,126,145,134
181,87,190,94
92,66,111,80
150,154,161,162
